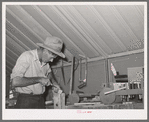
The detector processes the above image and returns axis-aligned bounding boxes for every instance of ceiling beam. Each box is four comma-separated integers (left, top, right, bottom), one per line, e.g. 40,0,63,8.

6,47,19,58
134,6,144,25
6,60,14,68
52,49,144,68
69,6,113,54
34,5,85,56
18,5,52,39
88,6,127,52
6,30,31,51
51,6,98,56
6,35,26,53
6,65,12,72
6,7,41,47
6,54,16,63
111,6,139,41
58,6,108,58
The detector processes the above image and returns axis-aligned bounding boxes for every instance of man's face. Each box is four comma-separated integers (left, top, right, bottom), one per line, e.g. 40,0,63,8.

42,49,57,63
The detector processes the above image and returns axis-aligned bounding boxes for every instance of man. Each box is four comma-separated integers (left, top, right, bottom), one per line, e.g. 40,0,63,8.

10,36,65,109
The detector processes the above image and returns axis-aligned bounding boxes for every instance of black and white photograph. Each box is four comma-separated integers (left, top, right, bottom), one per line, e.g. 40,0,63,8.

2,2,147,120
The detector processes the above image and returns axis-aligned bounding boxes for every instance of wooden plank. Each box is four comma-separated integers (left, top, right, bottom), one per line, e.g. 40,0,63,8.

68,6,112,55
108,49,143,58
66,103,144,109
89,6,127,51
53,93,60,109
61,93,65,109
53,92,65,109
54,6,99,56
33,6,85,56
116,89,143,95
74,102,101,106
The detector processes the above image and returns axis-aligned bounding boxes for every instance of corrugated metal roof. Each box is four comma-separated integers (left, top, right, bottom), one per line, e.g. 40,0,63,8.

5,4,144,75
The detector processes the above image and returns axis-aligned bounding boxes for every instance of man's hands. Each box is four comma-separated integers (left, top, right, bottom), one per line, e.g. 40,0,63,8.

38,77,61,93
51,84,62,93
39,77,51,86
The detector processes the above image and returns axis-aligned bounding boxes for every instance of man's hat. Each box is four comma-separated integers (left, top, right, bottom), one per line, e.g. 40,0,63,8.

36,36,65,58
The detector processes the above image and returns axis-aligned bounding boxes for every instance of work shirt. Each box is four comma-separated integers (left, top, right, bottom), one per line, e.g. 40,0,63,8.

11,49,51,95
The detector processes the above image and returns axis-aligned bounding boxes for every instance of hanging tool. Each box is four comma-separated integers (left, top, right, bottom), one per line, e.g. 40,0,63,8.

78,55,88,89
67,58,79,84
60,59,66,85
65,49,88,104
67,57,79,84
68,56,80,104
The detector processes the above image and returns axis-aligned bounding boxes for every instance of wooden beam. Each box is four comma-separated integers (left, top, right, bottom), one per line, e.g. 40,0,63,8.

61,93,65,109
6,30,31,51
116,89,143,95
6,47,19,58
52,49,144,69
33,5,86,60
58,6,108,57
69,56,74,95
68,6,112,54
7,35,26,54
88,6,127,51
6,18,38,48
108,49,144,59
6,8,41,46
52,6,98,55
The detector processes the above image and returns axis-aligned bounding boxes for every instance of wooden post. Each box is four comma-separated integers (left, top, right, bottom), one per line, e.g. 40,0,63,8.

69,56,74,95
61,93,65,109
105,58,109,87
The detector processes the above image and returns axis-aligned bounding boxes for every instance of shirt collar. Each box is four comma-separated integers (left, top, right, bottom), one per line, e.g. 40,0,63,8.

34,49,47,66
34,49,39,61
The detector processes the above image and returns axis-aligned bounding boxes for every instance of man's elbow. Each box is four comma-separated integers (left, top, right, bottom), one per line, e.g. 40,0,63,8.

11,77,21,87
11,79,17,88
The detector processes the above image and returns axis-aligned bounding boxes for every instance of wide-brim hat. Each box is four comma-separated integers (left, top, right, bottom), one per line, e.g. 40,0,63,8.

36,36,65,58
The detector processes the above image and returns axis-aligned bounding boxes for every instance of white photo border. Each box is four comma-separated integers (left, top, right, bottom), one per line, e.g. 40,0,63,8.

2,2,148,120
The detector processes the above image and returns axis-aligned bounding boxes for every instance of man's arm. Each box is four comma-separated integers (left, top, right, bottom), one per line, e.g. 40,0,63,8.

12,76,51,88
47,72,59,86
47,71,62,92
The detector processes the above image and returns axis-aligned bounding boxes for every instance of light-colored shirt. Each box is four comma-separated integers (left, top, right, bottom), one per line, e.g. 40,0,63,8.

11,49,51,95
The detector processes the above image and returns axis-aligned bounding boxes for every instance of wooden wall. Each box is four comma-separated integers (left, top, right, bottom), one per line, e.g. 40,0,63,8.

52,52,144,95
108,52,144,83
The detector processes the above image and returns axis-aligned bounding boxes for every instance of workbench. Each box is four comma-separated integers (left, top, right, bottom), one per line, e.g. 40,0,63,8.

65,102,144,109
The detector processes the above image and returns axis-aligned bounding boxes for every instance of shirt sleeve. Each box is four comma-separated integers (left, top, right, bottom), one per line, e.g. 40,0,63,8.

10,52,30,79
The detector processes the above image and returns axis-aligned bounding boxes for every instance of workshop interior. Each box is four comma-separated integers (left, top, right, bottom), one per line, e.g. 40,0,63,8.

5,4,145,109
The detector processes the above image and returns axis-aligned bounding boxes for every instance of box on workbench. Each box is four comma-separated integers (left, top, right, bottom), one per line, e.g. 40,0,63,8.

127,67,144,83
